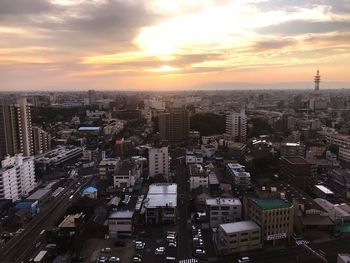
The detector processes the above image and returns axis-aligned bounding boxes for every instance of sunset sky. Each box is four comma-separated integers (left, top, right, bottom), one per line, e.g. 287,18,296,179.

1,0,350,91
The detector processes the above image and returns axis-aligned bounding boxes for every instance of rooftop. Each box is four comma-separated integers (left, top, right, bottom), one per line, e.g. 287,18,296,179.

315,185,334,195
83,186,97,193
78,126,100,131
58,213,84,228
220,220,260,234
144,183,177,208
281,156,309,164
109,210,134,219
252,198,291,210
26,189,51,201
206,198,241,206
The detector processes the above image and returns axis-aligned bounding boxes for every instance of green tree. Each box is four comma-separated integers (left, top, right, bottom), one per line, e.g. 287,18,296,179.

190,113,225,136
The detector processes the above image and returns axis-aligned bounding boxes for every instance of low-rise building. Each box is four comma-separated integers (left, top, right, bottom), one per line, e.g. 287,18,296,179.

108,210,134,237
279,156,315,191
189,164,208,190
206,198,242,228
215,220,262,255
186,151,204,165
144,183,177,224
226,163,251,187
35,145,83,171
246,198,294,244
314,185,335,202
82,186,98,199
99,158,120,180
148,147,170,179
113,161,141,188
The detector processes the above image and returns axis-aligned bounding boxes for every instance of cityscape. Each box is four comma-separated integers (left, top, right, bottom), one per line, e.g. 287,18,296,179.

1,1,350,263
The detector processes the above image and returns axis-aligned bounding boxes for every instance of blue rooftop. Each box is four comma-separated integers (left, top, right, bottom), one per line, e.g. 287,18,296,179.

78,127,100,131
83,186,98,193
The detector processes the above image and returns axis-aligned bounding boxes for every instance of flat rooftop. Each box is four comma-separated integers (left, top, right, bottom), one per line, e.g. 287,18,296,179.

109,210,134,219
78,126,100,131
281,156,309,164
26,189,51,201
144,183,177,208
206,198,241,206
315,185,334,195
252,198,291,210
220,220,259,234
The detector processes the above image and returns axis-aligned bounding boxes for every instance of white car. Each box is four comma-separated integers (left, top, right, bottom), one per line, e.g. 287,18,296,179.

155,247,166,255
135,241,145,250
238,257,250,263
109,256,120,262
195,249,206,255
168,242,177,248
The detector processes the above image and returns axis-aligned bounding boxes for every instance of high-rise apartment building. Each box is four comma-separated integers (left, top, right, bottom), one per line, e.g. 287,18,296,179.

0,154,36,201
225,109,247,142
33,126,52,155
88,89,96,106
0,97,34,160
148,147,170,179
158,108,189,144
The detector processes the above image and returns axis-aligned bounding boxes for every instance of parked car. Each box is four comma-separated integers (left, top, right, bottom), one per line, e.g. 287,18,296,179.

195,249,206,255
133,254,142,262
155,247,166,255
109,256,120,262
135,241,145,250
238,257,250,263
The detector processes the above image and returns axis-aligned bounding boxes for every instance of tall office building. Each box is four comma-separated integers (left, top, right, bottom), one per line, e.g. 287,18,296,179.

0,97,34,160
33,126,52,155
88,89,96,106
158,108,190,144
148,147,170,179
0,154,36,201
225,109,247,142
314,68,321,93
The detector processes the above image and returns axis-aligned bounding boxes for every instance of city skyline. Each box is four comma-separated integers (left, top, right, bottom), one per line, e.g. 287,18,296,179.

1,0,350,91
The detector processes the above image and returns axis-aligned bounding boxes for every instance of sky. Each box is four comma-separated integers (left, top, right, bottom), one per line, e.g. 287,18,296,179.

0,0,350,91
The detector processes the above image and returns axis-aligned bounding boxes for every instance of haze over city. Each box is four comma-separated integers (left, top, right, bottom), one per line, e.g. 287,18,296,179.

1,0,350,91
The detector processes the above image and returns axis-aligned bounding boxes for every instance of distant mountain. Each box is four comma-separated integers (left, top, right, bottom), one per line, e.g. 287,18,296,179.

189,81,350,90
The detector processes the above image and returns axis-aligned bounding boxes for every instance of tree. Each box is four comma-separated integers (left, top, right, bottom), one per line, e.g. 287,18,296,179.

190,113,225,136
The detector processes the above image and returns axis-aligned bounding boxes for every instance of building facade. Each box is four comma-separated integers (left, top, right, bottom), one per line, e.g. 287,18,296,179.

0,97,34,159
32,126,51,155
215,221,262,255
148,147,170,179
226,163,251,187
144,183,177,224
246,198,294,244
225,109,247,142
0,154,36,201
206,198,242,228
279,156,315,191
158,108,190,144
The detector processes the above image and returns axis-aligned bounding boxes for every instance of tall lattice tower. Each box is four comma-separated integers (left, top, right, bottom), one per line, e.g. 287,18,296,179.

314,68,320,92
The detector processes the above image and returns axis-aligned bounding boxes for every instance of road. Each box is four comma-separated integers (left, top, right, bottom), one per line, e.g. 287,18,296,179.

0,176,91,263
176,160,191,260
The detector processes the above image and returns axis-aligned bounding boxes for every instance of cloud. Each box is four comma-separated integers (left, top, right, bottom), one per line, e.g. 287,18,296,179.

0,0,53,16
257,20,350,35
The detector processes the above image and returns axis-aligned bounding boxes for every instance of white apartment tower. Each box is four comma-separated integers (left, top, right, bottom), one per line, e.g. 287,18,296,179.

148,147,170,179
225,109,247,142
17,97,34,156
0,154,36,201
